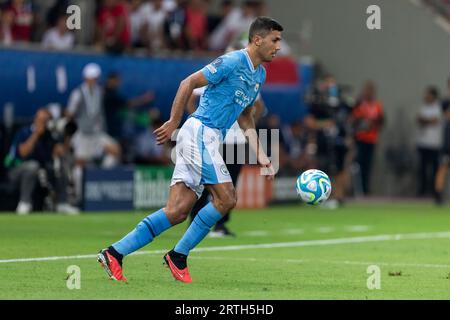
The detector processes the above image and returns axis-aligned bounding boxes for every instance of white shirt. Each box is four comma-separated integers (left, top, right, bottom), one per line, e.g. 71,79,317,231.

134,2,168,49
138,3,168,34
416,102,444,149
42,28,74,50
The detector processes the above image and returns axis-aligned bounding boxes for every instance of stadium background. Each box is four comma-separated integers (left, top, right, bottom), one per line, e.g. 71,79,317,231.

1,0,449,213
2,0,450,301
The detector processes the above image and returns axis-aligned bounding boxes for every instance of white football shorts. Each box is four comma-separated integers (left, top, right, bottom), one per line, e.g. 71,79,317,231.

170,117,232,198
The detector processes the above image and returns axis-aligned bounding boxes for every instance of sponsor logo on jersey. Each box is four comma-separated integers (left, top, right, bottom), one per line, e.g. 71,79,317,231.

234,90,252,107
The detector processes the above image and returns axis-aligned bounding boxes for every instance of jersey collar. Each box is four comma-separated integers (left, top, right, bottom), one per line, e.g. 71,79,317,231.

242,49,256,73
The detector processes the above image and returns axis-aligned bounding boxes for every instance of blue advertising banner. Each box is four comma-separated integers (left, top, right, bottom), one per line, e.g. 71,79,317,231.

0,48,311,125
83,166,134,211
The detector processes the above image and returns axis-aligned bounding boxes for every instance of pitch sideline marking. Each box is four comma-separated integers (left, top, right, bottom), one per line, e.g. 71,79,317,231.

2,231,450,264
189,256,450,269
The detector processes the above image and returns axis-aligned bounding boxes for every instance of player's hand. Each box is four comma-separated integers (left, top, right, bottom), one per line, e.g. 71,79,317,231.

154,120,178,145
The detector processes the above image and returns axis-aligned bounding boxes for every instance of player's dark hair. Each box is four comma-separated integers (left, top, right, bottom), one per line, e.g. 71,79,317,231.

248,16,283,43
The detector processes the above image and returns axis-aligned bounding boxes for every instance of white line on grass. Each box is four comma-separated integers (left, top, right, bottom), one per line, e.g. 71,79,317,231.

189,256,450,269
242,230,270,237
282,228,304,235
2,231,450,264
316,227,335,233
345,225,370,232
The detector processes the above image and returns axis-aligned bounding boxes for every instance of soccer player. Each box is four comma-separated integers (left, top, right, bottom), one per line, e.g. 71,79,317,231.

186,41,267,237
97,17,283,283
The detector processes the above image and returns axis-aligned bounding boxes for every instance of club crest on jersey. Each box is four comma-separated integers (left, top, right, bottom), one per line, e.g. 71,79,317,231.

254,83,260,92
220,165,230,176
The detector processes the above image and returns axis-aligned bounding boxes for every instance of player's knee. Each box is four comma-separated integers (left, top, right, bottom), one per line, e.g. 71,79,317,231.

228,195,237,210
164,205,189,225
216,194,237,212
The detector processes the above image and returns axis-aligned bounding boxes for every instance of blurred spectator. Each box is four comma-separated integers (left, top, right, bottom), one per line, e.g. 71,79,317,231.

442,78,450,113
282,119,315,173
416,86,443,197
435,79,450,204
351,81,384,195
103,71,154,161
5,0,34,42
41,14,75,50
208,0,257,52
45,0,69,28
305,75,353,205
3,108,78,214
163,0,188,50
129,0,145,47
258,114,290,172
435,95,450,204
96,0,131,54
184,0,208,51
0,7,14,45
206,0,233,35
0,103,16,182
66,63,121,202
44,105,80,214
133,109,172,164
138,0,170,51
66,63,121,168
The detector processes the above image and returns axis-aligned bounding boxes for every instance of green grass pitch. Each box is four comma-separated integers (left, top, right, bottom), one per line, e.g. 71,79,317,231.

2,203,450,299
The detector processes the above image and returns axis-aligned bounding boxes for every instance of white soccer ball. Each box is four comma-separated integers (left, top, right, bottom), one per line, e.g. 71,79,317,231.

296,169,332,205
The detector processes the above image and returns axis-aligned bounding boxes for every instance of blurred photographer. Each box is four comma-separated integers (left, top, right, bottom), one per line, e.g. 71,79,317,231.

4,108,78,215
304,75,354,207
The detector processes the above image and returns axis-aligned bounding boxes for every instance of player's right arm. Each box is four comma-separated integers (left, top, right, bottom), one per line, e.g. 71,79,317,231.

154,71,208,145
155,53,236,144
186,87,204,114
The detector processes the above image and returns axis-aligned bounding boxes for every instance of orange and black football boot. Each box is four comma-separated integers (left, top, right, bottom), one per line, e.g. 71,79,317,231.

97,248,127,281
163,250,192,283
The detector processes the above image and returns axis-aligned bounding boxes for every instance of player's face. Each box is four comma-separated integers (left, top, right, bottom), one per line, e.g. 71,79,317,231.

257,30,282,62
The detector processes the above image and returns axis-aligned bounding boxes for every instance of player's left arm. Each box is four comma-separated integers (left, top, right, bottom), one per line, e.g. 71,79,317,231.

238,106,275,180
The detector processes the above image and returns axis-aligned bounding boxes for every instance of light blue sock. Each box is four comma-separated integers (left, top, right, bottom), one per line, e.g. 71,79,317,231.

174,202,222,256
112,208,172,256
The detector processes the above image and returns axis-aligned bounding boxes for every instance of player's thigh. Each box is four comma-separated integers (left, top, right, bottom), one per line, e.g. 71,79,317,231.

205,182,237,215
164,182,198,225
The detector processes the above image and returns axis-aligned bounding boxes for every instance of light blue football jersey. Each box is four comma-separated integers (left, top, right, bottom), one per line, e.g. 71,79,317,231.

191,49,266,138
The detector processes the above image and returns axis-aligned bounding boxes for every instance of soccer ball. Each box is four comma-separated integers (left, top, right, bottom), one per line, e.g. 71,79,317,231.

296,169,332,205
